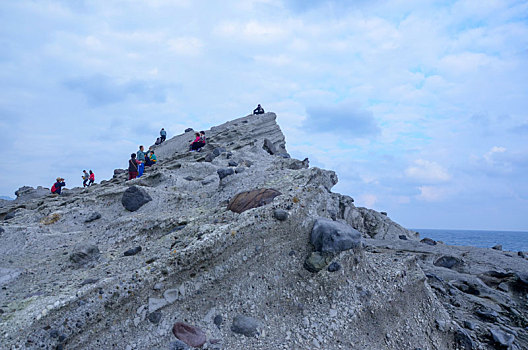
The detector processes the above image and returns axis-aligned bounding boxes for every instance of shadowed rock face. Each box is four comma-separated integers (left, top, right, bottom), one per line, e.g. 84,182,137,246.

0,112,526,350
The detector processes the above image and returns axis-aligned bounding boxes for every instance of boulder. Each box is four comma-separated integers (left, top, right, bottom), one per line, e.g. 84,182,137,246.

172,322,206,348
147,311,162,324
227,189,282,214
492,244,502,251
231,315,261,337
14,186,49,201
123,246,142,256
228,160,238,167
184,128,193,132
212,147,226,157
421,238,437,246
327,261,341,272
310,218,362,253
121,186,152,212
4,211,15,220
217,168,234,180
70,243,100,267
263,138,277,155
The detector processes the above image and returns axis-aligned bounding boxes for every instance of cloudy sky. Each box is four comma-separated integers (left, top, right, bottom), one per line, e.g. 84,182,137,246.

1,0,527,230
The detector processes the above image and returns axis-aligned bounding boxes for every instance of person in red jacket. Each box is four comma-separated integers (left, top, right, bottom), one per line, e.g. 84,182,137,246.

88,170,95,186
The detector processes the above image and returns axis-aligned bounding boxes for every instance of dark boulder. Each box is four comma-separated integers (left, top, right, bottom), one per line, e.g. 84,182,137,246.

398,235,408,240
231,315,261,337
310,218,362,253
492,244,502,251
273,209,289,221
228,160,238,167
123,246,142,256
227,189,282,214
184,128,193,133
121,186,152,212
421,238,437,246
217,168,234,180
4,211,15,220
212,147,226,157
433,256,464,270
147,311,162,324
172,322,206,348
262,138,277,155
213,315,223,328
84,212,101,223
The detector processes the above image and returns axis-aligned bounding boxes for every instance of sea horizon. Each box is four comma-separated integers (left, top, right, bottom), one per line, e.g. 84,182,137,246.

412,227,528,252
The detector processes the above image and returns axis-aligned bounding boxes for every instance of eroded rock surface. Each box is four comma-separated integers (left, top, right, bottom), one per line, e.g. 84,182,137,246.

0,112,525,350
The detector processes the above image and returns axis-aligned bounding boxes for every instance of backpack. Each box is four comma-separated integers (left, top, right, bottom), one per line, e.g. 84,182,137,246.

51,183,57,193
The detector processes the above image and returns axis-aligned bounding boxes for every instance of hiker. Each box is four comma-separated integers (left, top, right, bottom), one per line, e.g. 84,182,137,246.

149,150,157,164
88,170,95,186
253,104,265,115
128,153,139,180
51,177,66,195
82,170,89,187
144,150,155,167
189,132,205,151
200,130,206,144
137,145,146,177
155,137,161,146
160,128,167,143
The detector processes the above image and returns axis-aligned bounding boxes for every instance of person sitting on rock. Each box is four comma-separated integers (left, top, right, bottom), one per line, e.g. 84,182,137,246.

189,132,205,151
149,150,157,164
253,104,265,115
144,150,155,167
200,130,206,144
51,177,66,195
137,145,146,177
154,137,161,146
128,153,139,180
82,170,89,187
88,170,95,186
160,128,167,142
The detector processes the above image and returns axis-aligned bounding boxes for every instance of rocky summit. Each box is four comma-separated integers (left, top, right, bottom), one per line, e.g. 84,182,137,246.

0,112,526,349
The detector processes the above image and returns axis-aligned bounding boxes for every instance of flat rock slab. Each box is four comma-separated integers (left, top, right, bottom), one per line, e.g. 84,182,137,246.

121,186,152,212
310,218,362,253
172,322,207,347
228,188,282,214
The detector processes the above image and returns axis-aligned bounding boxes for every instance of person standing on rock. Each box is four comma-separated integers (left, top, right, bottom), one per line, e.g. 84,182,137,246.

88,170,95,186
82,170,89,187
137,145,146,177
253,104,265,115
160,128,167,143
128,153,139,180
51,177,66,195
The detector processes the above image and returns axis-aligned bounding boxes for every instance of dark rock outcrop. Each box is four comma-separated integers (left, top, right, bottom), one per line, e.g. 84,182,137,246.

227,188,282,214
121,186,152,212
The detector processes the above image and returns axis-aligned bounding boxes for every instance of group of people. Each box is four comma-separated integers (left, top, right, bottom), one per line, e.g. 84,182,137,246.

189,131,206,151
128,145,157,180
52,104,266,193
154,128,167,146
82,170,95,187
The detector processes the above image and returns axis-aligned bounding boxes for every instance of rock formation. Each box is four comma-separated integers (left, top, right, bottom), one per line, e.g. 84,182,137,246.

0,112,526,349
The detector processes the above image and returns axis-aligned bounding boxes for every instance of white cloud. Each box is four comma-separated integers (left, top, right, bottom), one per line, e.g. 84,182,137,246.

417,186,450,202
168,37,204,56
405,159,451,183
483,146,507,164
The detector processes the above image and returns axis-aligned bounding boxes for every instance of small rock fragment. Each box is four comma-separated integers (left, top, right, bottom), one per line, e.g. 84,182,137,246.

420,238,437,246
327,261,341,272
492,244,502,251
213,315,223,328
304,252,330,273
273,209,289,221
123,246,142,256
398,235,408,240
231,315,261,337
147,311,162,324
169,340,189,350
84,212,101,223
228,160,238,167
217,168,234,180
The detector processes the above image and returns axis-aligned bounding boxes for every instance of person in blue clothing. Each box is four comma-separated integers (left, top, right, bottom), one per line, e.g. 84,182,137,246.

137,145,146,177
51,177,66,194
160,128,167,143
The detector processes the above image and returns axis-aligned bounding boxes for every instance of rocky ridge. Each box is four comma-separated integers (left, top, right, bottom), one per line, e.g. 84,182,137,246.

0,112,526,349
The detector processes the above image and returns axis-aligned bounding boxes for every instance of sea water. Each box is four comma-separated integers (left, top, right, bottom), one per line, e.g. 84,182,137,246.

412,228,528,252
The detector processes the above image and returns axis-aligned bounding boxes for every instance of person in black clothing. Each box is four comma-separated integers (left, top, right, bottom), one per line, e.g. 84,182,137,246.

128,153,139,180
253,104,265,115
51,177,66,194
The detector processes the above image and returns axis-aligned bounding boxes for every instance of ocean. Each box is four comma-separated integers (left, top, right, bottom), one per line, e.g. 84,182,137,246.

412,228,528,252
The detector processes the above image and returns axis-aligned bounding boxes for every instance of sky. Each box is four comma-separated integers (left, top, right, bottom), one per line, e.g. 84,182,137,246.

0,0,527,230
